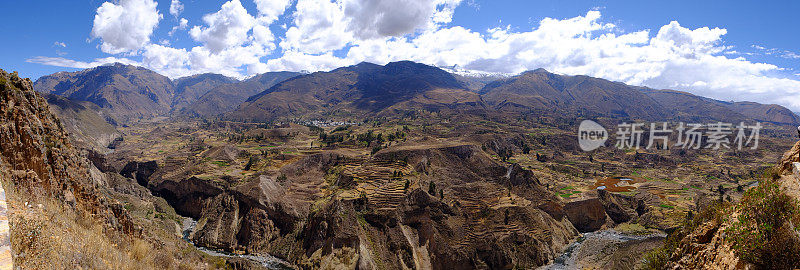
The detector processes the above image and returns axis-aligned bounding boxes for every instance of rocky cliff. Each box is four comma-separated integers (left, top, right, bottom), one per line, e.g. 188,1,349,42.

0,69,220,269
660,142,800,269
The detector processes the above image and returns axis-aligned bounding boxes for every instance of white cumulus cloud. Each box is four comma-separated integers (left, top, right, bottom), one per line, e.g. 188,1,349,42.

170,0,184,18
189,0,256,53
91,0,162,54
344,0,454,39
253,0,292,22
281,0,463,53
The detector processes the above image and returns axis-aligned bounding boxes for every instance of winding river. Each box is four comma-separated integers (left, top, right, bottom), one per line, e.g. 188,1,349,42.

181,219,295,270
539,230,666,270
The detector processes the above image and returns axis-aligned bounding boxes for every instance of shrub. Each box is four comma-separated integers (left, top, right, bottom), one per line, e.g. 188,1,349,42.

641,200,730,269
724,179,800,269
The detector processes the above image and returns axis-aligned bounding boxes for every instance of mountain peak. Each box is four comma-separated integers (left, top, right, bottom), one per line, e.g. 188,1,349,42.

526,68,551,75
230,60,472,122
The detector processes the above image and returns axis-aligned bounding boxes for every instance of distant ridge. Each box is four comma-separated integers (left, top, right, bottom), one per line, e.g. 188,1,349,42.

32,61,800,125
171,73,238,112
480,69,670,120
179,71,301,117
34,63,174,123
228,61,483,122
34,63,301,122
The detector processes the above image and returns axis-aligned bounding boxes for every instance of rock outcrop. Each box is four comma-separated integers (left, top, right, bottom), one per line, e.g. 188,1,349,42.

664,141,800,269
140,141,580,268
564,199,607,232
120,160,159,187
562,190,649,233
0,69,136,267
666,220,747,269
778,141,800,176
0,69,218,269
596,189,647,224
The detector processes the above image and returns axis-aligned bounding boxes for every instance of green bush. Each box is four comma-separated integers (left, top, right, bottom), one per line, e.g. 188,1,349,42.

724,179,800,269
641,201,730,269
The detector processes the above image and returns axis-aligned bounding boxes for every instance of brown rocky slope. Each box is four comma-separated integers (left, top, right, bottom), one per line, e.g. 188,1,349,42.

228,61,484,122
135,140,583,269
652,142,800,269
33,63,175,124
0,69,227,269
42,93,121,153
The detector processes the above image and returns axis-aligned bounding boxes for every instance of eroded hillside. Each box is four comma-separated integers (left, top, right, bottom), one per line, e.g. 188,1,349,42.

0,69,254,269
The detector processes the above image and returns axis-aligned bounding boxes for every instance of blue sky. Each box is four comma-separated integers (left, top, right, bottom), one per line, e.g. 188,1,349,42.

2,0,800,110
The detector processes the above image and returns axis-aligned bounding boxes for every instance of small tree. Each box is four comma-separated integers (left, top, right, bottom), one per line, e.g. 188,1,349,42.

359,190,368,206
404,179,410,193
428,181,436,195
498,148,513,162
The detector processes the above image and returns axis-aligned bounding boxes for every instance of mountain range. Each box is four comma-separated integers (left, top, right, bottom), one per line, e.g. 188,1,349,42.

229,61,484,122
33,61,800,126
34,63,302,124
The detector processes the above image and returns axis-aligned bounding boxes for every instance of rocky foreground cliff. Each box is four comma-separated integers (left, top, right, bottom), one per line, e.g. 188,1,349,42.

0,69,244,269
645,142,800,269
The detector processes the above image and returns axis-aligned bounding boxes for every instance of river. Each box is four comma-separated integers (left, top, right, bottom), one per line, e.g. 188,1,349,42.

181,219,296,270
538,230,666,270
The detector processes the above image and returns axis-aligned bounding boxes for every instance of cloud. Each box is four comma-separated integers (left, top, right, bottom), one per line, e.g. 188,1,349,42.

281,0,462,54
264,50,354,72
91,0,162,54
27,56,139,69
343,0,456,39
782,51,800,59
253,0,292,22
281,0,352,54
170,0,183,18
170,18,189,36
189,0,256,53
53,42,67,48
141,44,191,77
156,0,276,78
749,44,800,59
